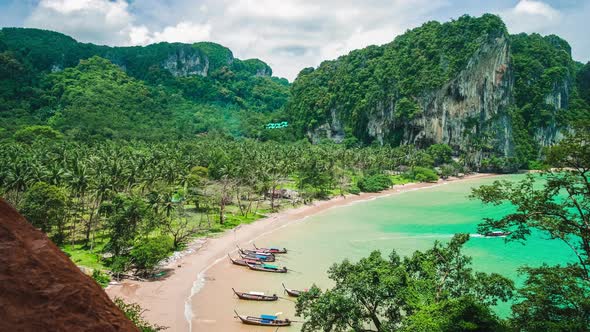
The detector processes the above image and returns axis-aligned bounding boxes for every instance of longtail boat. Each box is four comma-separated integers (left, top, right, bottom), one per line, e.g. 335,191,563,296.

238,250,275,262
253,243,288,254
282,283,303,297
484,231,512,237
228,254,262,267
232,288,278,301
234,310,291,326
237,246,276,258
247,262,288,273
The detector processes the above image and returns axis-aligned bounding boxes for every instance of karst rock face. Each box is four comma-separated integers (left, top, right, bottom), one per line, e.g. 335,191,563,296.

308,34,569,162
368,35,514,152
0,198,138,332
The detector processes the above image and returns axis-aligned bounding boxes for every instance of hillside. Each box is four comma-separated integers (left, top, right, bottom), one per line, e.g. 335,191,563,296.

0,28,291,140
289,14,590,168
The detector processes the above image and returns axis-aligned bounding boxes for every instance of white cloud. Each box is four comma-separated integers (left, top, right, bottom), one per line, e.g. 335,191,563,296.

512,0,561,19
26,0,135,45
20,0,590,80
501,0,562,34
150,21,211,44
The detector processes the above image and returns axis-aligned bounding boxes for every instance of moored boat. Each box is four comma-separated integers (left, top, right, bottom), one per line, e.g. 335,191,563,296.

234,310,291,326
238,250,275,262
232,288,278,301
228,254,262,267
282,283,303,297
237,246,276,258
484,231,512,237
254,243,288,254
247,262,288,273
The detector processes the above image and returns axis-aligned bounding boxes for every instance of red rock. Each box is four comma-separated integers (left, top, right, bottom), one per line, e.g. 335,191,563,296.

0,199,138,332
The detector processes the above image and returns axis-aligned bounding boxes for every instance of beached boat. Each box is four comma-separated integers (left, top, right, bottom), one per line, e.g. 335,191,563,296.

238,250,275,262
247,263,288,273
484,231,512,237
228,254,262,267
234,310,291,326
232,288,278,301
253,243,288,254
237,246,276,258
282,283,303,297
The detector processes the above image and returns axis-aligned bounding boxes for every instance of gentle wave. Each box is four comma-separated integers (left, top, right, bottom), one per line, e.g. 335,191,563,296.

351,233,491,242
185,254,228,332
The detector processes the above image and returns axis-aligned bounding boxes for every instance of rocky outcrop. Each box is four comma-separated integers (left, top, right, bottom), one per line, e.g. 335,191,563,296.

0,199,138,332
308,108,345,143
310,34,515,161
411,35,514,158
534,80,570,147
162,48,210,77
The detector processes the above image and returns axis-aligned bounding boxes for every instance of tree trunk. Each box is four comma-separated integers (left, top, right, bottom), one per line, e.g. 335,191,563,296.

219,196,225,224
270,185,277,211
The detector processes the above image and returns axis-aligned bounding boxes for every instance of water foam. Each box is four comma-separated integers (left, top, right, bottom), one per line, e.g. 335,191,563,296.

184,254,230,332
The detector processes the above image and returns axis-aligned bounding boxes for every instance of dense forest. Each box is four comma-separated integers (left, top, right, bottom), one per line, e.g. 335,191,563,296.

0,28,292,141
1,13,589,331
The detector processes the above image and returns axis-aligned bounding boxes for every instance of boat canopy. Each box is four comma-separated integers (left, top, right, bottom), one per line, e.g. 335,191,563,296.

262,264,278,269
249,291,264,296
260,314,277,320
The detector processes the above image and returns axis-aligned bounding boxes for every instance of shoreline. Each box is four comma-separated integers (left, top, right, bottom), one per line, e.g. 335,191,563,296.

106,172,497,331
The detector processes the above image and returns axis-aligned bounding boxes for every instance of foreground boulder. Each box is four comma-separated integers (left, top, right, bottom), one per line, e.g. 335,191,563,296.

0,198,138,332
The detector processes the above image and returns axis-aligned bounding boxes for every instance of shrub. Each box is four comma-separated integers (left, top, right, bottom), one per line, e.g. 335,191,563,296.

129,236,174,276
348,185,361,195
407,167,438,182
92,269,111,288
114,298,166,331
13,125,63,143
357,174,393,192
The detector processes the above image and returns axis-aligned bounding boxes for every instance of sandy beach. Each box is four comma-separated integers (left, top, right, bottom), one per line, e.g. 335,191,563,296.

106,173,496,331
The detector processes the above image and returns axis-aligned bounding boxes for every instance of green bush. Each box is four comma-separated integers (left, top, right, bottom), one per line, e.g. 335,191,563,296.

357,174,393,192
92,269,111,288
13,125,63,143
348,185,361,195
406,167,439,182
129,236,174,276
527,160,545,170
114,298,165,331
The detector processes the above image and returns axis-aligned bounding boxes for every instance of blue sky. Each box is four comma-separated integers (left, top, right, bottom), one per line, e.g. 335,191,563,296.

1,0,588,80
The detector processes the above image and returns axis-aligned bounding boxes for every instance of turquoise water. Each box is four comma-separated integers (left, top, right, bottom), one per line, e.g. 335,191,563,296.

197,175,576,330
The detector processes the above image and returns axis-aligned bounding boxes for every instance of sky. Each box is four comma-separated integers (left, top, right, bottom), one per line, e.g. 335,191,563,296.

0,0,588,80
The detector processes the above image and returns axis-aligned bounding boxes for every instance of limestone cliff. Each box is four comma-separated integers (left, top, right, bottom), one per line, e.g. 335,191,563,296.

297,15,581,165
309,34,515,163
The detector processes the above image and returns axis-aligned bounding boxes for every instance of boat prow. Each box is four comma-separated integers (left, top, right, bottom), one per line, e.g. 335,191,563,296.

282,283,302,297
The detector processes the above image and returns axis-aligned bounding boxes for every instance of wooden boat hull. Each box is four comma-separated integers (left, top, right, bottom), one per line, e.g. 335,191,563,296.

240,249,275,258
228,254,262,267
253,244,287,254
239,250,275,262
282,283,301,297
235,311,291,326
484,231,512,237
247,263,287,273
232,288,278,301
